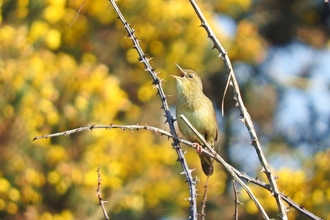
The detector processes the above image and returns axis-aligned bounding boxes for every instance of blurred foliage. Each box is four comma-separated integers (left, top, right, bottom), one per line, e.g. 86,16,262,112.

0,0,330,219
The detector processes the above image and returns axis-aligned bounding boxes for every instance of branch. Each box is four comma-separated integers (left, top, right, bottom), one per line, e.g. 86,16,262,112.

34,123,322,219
200,175,211,220
179,114,270,220
33,124,172,141
232,180,241,220
97,167,110,220
187,0,288,219
108,0,198,218
233,168,323,220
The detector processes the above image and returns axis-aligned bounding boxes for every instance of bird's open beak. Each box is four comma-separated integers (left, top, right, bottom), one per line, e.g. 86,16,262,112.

171,64,185,80
175,63,185,77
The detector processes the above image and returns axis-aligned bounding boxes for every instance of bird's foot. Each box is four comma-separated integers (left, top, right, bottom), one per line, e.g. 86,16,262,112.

192,143,203,154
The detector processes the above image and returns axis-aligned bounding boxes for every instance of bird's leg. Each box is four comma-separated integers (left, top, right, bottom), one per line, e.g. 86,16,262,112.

192,142,203,154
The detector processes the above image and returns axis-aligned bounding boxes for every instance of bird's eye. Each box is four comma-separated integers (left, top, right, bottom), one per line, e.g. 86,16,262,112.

188,74,194,78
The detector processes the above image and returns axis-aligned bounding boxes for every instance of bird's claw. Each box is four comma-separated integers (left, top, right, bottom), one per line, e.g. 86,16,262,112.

192,143,203,154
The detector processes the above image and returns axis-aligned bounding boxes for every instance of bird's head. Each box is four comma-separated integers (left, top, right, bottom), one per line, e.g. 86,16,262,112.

172,64,203,96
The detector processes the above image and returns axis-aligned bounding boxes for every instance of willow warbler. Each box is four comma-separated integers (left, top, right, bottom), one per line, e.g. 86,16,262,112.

173,64,218,176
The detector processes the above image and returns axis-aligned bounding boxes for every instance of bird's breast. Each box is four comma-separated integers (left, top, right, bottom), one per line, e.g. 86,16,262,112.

176,95,217,146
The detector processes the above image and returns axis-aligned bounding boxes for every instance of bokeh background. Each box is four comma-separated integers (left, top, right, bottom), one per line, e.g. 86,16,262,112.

1,0,330,219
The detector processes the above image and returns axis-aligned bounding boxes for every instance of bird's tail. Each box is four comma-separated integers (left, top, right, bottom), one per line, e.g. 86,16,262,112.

199,154,214,176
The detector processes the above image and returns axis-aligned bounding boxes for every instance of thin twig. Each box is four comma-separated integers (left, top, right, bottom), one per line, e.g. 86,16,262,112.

232,180,241,220
200,175,210,220
187,1,288,219
69,0,87,28
97,167,110,220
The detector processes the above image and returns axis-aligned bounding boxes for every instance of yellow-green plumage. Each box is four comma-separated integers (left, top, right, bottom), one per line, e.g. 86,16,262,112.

173,64,218,176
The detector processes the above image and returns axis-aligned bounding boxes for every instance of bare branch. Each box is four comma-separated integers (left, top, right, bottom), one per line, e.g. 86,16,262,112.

107,1,198,218
232,180,242,220
96,167,110,220
233,169,323,220
179,114,270,220
34,124,172,141
187,0,288,219
200,174,211,220
34,122,322,219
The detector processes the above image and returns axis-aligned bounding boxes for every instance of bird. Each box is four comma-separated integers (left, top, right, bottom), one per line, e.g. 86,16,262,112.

172,64,218,176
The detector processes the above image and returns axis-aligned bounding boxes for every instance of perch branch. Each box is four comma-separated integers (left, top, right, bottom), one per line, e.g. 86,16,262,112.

179,114,269,220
